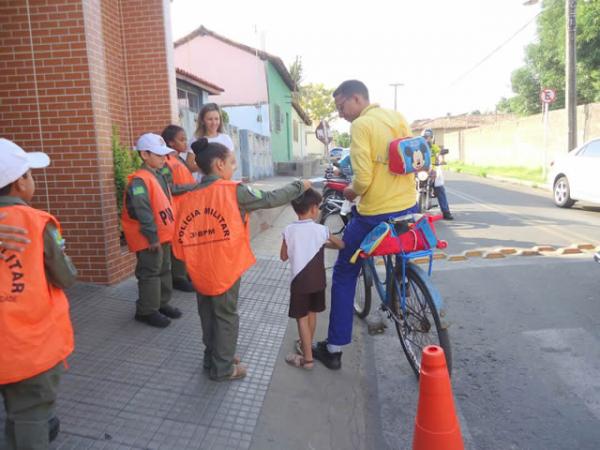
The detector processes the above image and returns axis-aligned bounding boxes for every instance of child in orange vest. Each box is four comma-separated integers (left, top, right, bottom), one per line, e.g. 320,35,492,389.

121,133,182,328
160,125,198,293
0,138,77,448
172,138,311,381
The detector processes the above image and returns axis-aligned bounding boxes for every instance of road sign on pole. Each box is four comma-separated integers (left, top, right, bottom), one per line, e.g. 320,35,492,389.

540,88,557,104
315,120,332,145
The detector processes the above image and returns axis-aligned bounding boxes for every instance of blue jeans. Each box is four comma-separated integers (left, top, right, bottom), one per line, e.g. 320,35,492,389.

434,185,450,213
328,204,419,346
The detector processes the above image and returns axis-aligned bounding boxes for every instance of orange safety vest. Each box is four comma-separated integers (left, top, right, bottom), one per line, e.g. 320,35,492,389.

165,154,196,185
121,169,175,252
172,179,256,296
0,205,74,384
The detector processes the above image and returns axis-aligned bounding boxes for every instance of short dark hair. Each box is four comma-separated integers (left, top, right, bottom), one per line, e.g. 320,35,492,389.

161,124,185,147
291,188,322,215
0,183,12,196
0,172,28,196
333,80,369,101
191,138,230,175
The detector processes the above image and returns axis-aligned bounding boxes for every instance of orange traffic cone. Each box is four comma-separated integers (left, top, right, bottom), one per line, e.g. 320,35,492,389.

413,345,464,450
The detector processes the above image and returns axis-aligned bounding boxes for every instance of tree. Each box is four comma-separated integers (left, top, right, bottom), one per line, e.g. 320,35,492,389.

497,0,600,115
289,56,303,88
298,83,336,122
333,131,351,148
288,57,336,122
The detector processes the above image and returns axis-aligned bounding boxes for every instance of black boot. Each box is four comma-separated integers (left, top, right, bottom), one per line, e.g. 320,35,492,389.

134,311,171,328
443,211,454,220
159,304,182,319
313,341,342,370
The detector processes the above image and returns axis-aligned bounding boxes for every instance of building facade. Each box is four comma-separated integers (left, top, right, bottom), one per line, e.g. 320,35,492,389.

0,0,177,283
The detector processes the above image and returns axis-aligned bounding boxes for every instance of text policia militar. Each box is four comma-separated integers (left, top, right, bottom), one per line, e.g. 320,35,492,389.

178,207,231,245
1,250,24,300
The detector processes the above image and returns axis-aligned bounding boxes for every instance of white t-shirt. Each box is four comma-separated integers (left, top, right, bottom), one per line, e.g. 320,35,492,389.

283,220,329,280
207,133,234,150
188,133,234,181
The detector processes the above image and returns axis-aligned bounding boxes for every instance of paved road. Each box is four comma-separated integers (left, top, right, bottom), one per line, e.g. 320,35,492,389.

369,172,600,449
438,172,600,254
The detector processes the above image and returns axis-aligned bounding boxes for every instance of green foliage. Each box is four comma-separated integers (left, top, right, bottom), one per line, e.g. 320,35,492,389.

447,161,545,183
498,0,600,115
288,56,336,122
333,131,351,148
289,56,303,96
112,127,141,215
298,83,336,122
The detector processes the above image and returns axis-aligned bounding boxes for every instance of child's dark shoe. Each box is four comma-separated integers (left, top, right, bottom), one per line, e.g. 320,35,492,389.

158,305,182,319
135,311,171,328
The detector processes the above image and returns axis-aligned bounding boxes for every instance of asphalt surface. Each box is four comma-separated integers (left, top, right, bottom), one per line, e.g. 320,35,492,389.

437,171,600,254
369,172,600,449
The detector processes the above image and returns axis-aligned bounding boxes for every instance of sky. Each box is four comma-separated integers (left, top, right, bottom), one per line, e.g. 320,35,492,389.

170,0,542,129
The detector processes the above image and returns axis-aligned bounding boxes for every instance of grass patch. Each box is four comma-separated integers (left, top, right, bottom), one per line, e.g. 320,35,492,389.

447,161,545,184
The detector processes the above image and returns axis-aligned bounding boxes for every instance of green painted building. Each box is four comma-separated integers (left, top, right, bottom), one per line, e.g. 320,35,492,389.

266,60,294,162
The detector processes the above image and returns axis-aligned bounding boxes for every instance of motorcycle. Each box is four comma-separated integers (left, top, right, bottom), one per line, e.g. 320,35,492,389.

416,147,449,212
319,156,354,235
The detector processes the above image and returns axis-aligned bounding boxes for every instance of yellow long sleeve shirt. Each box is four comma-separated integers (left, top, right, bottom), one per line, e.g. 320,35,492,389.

350,104,416,215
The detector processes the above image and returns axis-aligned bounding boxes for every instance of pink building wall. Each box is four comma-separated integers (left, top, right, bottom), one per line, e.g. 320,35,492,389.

175,35,268,106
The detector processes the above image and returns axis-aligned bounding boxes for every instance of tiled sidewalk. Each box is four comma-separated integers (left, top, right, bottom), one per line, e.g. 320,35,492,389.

0,257,291,450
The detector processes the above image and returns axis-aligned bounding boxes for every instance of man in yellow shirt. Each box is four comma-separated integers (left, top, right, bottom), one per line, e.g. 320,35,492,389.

314,80,419,370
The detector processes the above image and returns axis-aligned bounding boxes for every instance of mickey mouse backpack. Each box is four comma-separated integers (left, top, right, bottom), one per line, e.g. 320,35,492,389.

388,136,431,175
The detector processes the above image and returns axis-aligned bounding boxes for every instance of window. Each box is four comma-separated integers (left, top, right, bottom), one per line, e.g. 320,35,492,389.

274,104,281,132
177,87,201,113
177,88,188,109
579,140,600,158
293,120,299,142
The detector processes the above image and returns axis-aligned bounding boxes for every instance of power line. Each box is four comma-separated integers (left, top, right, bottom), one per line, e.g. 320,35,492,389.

446,11,542,89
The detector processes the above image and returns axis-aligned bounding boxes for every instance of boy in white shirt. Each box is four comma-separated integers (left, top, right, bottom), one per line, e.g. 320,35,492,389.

280,189,344,369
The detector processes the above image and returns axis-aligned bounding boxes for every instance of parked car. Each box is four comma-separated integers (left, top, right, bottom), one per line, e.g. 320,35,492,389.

548,138,600,208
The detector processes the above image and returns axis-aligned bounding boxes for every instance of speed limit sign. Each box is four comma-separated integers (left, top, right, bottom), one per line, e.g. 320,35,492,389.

540,89,557,104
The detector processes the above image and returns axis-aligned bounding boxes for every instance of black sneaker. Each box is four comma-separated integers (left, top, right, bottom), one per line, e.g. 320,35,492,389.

443,212,454,220
159,305,182,319
313,340,342,370
135,311,171,328
49,416,60,442
173,278,195,292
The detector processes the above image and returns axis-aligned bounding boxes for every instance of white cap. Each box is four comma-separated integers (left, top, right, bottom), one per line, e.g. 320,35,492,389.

0,138,50,189
135,133,171,156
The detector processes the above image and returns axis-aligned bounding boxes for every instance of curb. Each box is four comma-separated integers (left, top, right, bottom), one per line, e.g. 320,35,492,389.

407,243,598,265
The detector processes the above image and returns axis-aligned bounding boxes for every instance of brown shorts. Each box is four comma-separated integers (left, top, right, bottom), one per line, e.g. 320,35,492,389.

288,289,326,319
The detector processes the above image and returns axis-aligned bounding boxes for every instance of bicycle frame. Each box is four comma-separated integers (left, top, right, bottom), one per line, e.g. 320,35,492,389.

362,249,439,315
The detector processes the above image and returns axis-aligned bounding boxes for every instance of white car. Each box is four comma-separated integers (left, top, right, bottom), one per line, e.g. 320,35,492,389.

548,138,600,208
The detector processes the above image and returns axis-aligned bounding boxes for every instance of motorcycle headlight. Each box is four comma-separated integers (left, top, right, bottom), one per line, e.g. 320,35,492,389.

417,171,429,181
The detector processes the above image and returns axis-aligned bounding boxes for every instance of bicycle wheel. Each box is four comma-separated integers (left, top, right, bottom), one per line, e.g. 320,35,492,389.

320,211,347,235
353,263,372,318
389,263,451,378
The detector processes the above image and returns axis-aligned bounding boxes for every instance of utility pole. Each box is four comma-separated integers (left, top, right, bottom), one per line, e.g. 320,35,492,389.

566,0,577,151
524,0,578,152
389,83,404,111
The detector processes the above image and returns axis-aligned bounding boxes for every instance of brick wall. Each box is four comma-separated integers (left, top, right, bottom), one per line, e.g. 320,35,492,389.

0,0,176,283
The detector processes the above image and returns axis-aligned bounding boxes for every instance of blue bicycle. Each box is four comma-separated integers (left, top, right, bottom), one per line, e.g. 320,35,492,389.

353,214,452,378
